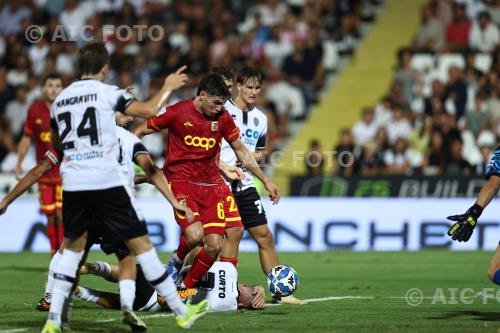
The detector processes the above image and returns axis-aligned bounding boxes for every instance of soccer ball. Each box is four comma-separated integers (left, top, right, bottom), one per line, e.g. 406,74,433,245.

267,265,299,296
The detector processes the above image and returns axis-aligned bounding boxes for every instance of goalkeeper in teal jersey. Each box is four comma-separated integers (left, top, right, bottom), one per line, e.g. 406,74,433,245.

447,146,500,283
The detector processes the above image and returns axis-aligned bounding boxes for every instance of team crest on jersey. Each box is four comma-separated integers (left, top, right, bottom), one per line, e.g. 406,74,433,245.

184,121,193,127
36,118,43,125
211,121,218,131
254,117,259,126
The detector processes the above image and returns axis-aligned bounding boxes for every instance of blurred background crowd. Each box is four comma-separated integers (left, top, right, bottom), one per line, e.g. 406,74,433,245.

0,0,382,173
306,0,500,178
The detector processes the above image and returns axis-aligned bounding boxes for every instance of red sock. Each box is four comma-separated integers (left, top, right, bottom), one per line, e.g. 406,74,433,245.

176,234,191,261
183,249,216,288
46,224,58,254
56,223,64,250
220,256,238,268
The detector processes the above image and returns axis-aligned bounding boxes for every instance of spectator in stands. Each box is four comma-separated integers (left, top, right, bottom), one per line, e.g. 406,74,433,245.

384,138,411,175
351,107,378,147
395,48,420,105
464,92,490,138
444,137,473,175
475,144,493,175
386,105,412,144
422,130,446,176
334,128,356,177
305,139,323,176
408,116,433,170
356,141,384,176
0,66,15,116
414,2,445,52
0,1,31,36
424,80,446,116
264,24,293,68
374,127,391,154
6,56,30,88
374,96,393,126
444,65,468,119
0,116,16,165
469,11,500,52
487,0,500,26
444,2,471,52
5,86,30,139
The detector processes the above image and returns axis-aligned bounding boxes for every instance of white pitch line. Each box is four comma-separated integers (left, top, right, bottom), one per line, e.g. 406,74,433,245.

0,329,29,333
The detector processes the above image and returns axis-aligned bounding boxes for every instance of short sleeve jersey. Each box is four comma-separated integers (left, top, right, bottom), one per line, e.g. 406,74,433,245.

50,79,134,191
23,100,61,184
146,99,240,184
220,100,267,192
486,146,500,179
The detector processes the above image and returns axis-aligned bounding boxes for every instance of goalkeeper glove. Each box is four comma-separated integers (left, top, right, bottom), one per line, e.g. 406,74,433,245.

447,204,483,242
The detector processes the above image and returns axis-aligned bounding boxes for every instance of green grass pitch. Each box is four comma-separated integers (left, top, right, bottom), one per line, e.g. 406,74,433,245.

1,251,500,333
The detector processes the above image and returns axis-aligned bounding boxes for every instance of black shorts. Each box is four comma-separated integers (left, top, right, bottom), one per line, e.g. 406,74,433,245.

133,265,156,311
233,187,267,230
63,186,148,242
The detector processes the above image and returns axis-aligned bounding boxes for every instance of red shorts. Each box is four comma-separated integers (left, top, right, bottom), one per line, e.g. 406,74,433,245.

221,184,243,229
38,183,62,215
170,180,228,236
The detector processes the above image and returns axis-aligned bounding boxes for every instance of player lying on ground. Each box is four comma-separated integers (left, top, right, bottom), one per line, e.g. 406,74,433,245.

447,146,500,284
76,260,265,312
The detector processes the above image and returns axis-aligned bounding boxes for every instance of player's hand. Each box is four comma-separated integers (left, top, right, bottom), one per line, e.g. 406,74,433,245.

0,201,7,215
164,65,188,91
447,204,483,242
221,165,243,181
15,163,23,180
251,285,266,309
264,180,280,205
174,203,194,223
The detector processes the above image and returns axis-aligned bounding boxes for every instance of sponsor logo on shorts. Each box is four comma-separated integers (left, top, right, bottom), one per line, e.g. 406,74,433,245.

184,135,216,150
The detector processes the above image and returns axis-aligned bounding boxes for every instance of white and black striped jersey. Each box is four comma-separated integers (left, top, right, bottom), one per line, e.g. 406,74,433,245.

220,100,267,192
50,79,134,191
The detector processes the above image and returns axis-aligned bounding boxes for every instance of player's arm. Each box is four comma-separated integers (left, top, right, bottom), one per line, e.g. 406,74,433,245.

133,121,156,138
15,135,32,179
0,159,53,215
447,176,500,242
229,139,280,204
125,66,188,118
134,152,194,222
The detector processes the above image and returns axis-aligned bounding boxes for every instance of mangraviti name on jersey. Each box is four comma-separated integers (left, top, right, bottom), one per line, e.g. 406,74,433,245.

56,93,98,107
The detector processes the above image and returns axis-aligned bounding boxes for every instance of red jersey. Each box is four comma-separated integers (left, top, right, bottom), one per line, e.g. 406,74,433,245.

23,100,61,184
146,99,240,184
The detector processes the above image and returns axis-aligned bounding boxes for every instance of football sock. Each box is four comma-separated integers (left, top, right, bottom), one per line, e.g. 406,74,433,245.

47,249,84,325
136,248,186,316
75,286,100,303
45,251,63,301
119,279,135,310
220,256,238,268
183,249,216,288
46,223,58,254
492,269,500,284
176,235,190,261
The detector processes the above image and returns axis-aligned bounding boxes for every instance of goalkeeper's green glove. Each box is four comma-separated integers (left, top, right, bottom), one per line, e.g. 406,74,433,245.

447,204,483,242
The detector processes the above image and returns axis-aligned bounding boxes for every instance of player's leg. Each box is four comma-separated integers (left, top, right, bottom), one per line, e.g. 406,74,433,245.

81,261,116,282
220,190,243,267
182,233,223,288
247,224,278,275
488,243,500,284
75,286,121,309
39,184,58,254
36,247,64,311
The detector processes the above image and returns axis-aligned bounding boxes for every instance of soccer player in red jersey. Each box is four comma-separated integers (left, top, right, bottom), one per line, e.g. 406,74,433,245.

16,74,63,254
135,73,280,288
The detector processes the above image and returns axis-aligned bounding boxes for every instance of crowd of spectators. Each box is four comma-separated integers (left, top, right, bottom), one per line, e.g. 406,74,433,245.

0,0,382,173
307,0,500,178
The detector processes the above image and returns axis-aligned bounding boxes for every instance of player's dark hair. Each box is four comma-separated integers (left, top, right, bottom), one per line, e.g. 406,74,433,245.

42,73,62,86
210,66,235,82
76,42,109,76
236,66,262,85
197,73,230,99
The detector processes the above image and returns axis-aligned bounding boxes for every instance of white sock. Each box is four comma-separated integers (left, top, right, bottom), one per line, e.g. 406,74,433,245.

75,286,101,303
47,249,84,325
119,279,136,310
45,251,63,301
93,261,112,278
136,248,186,316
